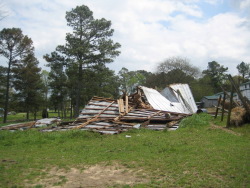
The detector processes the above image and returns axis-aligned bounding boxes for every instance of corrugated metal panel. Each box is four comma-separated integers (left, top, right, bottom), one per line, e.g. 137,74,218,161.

160,87,179,102
169,84,198,113
139,86,190,114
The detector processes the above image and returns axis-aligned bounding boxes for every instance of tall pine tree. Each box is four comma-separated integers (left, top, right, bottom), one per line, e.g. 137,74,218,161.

57,5,121,117
12,53,42,120
44,51,68,118
0,28,33,122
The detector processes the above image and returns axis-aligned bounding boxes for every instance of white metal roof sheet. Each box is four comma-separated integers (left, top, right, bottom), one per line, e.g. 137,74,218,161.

169,84,197,113
139,86,190,114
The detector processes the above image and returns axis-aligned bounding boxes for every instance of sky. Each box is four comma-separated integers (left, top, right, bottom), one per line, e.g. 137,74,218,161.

1,0,250,75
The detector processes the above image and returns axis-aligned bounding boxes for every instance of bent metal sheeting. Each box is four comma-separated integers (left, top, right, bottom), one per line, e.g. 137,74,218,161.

168,84,197,114
139,86,187,114
140,84,197,114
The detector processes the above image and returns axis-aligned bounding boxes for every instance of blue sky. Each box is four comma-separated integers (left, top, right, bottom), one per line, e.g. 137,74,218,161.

1,0,250,75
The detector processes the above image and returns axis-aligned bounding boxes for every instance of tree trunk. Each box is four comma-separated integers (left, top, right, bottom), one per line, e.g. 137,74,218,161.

70,97,73,119
75,62,83,117
63,103,66,119
58,108,60,118
27,111,29,120
34,111,37,121
61,103,64,119
3,57,12,123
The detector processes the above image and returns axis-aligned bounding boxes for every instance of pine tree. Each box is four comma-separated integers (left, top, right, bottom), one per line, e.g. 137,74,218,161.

12,53,42,120
57,5,121,117
0,28,33,122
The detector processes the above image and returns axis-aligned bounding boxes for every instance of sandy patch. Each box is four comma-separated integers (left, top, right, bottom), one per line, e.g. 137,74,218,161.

26,163,148,188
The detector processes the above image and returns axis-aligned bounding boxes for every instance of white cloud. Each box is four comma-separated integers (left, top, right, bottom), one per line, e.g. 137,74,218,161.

240,0,250,9
204,0,223,5
0,0,249,76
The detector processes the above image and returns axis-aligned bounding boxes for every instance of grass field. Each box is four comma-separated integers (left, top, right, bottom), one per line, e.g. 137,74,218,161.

0,111,73,127
0,114,249,187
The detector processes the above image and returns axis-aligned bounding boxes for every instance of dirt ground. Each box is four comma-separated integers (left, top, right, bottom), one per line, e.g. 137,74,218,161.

209,123,242,136
26,163,149,188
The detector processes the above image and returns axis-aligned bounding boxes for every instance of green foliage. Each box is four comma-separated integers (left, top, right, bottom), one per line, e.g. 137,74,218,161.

0,28,35,123
84,64,120,99
190,75,214,101
179,113,212,128
41,70,50,109
0,66,7,107
0,28,34,60
118,67,146,94
237,61,250,81
44,51,68,116
12,53,43,120
202,61,228,93
45,5,121,117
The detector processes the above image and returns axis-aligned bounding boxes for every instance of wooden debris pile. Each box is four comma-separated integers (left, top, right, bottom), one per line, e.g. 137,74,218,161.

40,95,189,134
0,118,61,131
0,121,36,131
213,75,250,127
1,85,197,134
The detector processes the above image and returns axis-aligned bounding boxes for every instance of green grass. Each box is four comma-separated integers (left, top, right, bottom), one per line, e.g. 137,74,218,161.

179,113,212,128
0,111,73,127
0,114,249,187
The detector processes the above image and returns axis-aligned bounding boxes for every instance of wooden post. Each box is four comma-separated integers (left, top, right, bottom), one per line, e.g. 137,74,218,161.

226,86,234,128
117,99,120,113
120,99,124,113
221,92,226,122
228,74,250,114
215,95,222,119
125,95,129,113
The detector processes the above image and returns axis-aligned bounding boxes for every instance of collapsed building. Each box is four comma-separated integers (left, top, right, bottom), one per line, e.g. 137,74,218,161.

1,84,198,134
42,84,197,134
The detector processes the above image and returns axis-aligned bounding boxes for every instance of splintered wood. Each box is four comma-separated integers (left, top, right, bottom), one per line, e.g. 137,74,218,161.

1,95,188,134
48,96,188,134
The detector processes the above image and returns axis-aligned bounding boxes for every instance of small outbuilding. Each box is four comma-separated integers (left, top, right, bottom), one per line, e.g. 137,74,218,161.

239,81,250,101
200,92,224,108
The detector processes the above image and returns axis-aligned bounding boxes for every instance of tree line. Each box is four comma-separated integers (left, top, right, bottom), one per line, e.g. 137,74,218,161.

0,5,250,123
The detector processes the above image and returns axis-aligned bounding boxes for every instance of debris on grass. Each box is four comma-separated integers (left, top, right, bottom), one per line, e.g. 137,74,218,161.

1,84,199,134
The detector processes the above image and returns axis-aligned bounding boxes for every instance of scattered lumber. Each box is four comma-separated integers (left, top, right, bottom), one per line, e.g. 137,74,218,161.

2,85,197,134
0,121,35,130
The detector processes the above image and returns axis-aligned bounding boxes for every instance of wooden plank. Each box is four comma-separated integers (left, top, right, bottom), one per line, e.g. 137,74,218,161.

0,121,36,130
147,110,162,119
227,86,234,128
117,99,121,113
113,107,133,121
214,95,222,119
228,74,250,115
75,101,115,129
125,95,129,113
221,92,226,122
120,99,124,113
